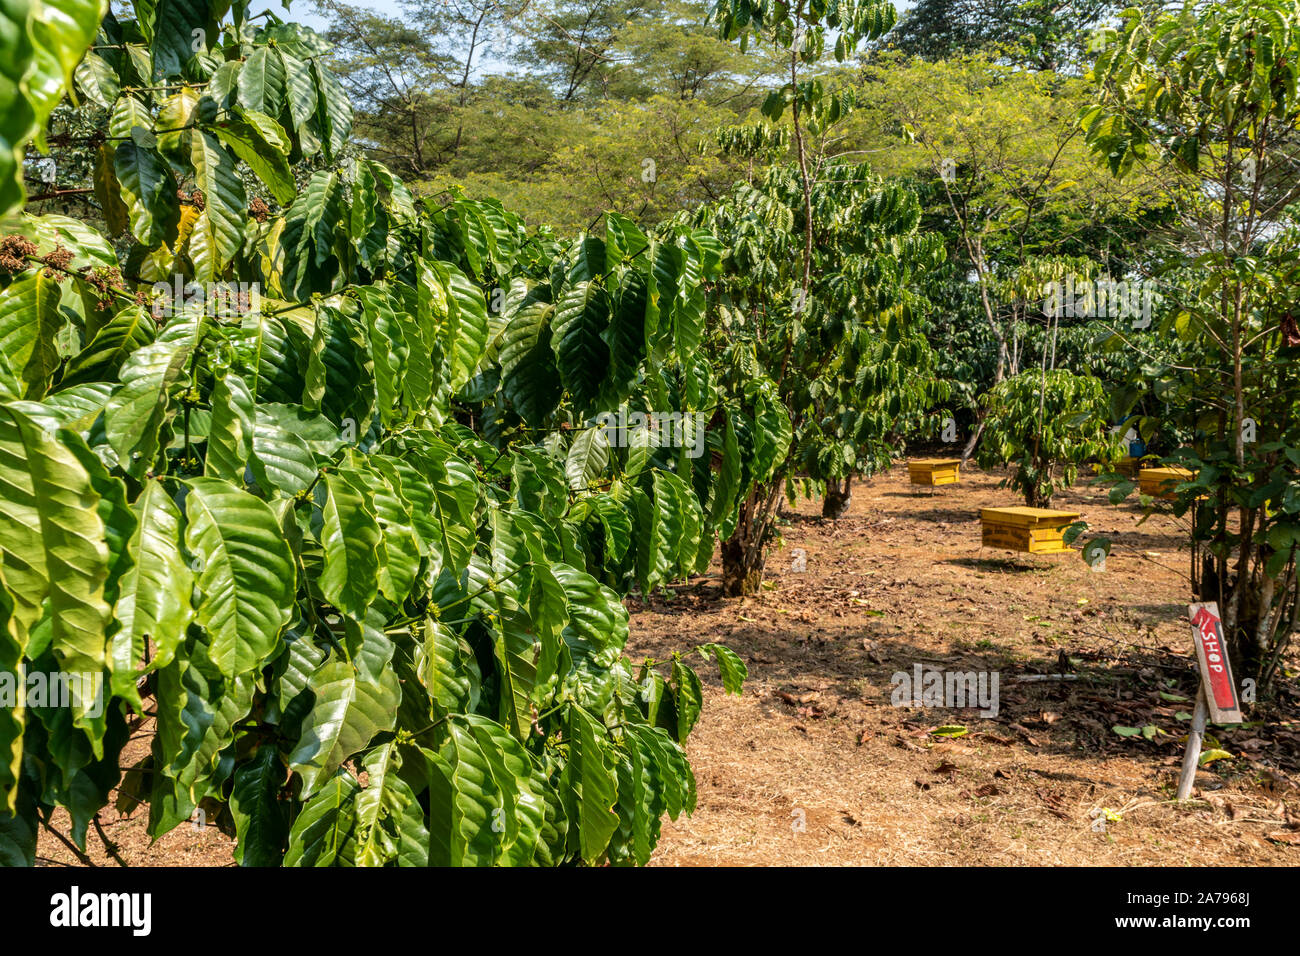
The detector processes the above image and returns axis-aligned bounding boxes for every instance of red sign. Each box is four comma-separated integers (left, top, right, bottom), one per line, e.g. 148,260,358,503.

1188,602,1243,723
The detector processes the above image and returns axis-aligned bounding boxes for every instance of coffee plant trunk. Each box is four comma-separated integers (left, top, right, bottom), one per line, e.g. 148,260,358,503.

721,484,782,596
822,475,853,518
960,412,986,465
1023,469,1051,509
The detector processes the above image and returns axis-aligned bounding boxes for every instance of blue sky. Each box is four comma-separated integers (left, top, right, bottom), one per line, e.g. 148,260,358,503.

281,0,404,34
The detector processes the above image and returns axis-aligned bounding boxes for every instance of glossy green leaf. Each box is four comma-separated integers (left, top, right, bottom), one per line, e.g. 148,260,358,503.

289,657,400,798
183,476,295,677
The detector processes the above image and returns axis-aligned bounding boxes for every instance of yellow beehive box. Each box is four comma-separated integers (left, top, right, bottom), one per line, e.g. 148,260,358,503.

979,507,1079,554
1138,467,1195,500
1092,457,1144,478
908,458,961,486
1114,457,1142,478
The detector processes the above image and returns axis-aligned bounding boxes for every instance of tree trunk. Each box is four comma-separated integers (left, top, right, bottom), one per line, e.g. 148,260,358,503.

960,244,1007,466
720,533,765,597
960,411,986,464
720,484,780,597
822,474,853,518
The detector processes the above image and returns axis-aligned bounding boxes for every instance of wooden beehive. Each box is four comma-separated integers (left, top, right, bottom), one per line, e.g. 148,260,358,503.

979,507,1079,554
1093,456,1144,478
908,458,961,486
1114,456,1142,479
1138,466,1194,500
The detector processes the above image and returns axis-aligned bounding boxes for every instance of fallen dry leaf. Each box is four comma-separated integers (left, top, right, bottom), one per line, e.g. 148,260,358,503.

1010,723,1041,746
1036,788,1071,820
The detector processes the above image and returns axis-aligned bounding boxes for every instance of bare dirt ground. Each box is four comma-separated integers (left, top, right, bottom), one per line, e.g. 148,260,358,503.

627,463,1300,866
36,463,1300,867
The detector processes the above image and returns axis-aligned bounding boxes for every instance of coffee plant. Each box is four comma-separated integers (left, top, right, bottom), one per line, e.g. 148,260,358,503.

1081,0,1300,683
684,0,948,595
0,0,747,867
978,369,1119,508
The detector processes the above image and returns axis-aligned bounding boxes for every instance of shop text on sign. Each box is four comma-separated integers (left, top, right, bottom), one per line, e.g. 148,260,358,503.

1188,602,1243,723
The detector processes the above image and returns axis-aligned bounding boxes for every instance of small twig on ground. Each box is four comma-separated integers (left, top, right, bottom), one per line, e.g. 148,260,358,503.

1016,674,1080,682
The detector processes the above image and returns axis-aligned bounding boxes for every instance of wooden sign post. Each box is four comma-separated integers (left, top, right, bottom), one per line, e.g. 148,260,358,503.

1176,602,1243,800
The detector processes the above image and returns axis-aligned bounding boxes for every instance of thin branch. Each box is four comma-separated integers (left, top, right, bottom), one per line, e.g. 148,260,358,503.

42,821,97,867
93,813,130,867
